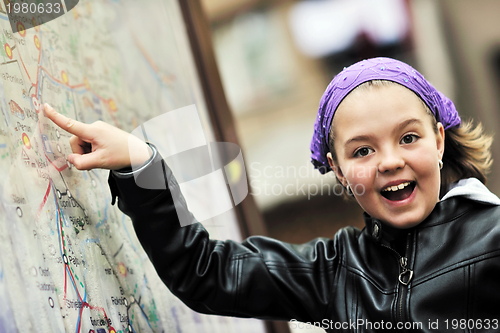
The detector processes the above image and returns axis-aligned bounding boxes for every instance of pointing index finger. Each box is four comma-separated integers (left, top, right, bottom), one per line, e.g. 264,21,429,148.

44,103,90,139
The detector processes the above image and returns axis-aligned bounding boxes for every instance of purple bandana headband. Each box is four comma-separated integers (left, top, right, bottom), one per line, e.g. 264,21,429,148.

310,57,461,174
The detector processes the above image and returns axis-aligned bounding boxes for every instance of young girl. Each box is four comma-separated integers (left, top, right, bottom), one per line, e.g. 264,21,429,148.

45,57,500,332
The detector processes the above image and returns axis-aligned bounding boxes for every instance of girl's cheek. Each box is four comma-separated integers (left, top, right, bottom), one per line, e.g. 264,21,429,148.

412,149,437,176
341,161,377,186
352,164,378,182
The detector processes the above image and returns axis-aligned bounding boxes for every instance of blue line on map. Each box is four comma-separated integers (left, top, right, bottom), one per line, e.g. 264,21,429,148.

95,218,106,229
36,30,44,102
78,239,97,287
72,87,88,95
74,290,87,333
42,74,75,93
140,306,154,331
56,209,64,258
171,307,182,333
0,14,9,21
52,184,65,259
62,212,70,228
93,173,110,230
0,143,6,148
80,238,100,254
134,279,154,331
104,201,109,222
75,303,82,333
67,265,80,296
59,201,70,228
39,66,99,105
39,70,85,98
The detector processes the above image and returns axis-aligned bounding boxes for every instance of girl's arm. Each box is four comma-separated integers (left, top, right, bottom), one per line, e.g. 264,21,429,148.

109,152,341,322
46,104,341,322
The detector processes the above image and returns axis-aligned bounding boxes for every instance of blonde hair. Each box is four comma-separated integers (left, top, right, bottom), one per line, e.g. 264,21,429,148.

441,121,493,193
328,80,493,198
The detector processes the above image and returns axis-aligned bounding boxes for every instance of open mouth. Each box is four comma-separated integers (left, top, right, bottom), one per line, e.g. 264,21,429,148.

380,181,416,201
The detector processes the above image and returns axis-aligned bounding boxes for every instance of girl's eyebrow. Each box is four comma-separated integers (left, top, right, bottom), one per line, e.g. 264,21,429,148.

344,135,374,149
343,118,423,149
393,118,423,135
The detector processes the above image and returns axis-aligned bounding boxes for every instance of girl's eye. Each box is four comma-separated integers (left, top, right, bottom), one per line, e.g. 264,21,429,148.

354,147,373,157
401,134,418,144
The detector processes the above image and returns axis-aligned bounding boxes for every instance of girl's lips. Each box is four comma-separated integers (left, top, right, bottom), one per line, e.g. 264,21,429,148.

380,179,414,192
380,181,416,201
381,181,417,205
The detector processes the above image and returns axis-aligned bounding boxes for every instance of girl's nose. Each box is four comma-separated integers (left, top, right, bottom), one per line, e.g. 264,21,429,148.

378,149,405,173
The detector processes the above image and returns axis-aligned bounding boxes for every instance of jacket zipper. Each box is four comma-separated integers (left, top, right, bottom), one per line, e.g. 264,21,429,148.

381,232,413,324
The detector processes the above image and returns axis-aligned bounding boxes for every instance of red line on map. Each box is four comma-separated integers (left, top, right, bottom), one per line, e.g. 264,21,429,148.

64,265,68,297
39,67,86,90
36,180,52,220
45,154,68,172
132,33,175,86
133,35,159,72
67,266,82,301
77,306,85,332
38,65,120,128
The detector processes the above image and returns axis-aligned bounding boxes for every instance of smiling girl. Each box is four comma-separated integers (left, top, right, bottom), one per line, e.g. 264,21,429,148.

46,57,500,332
327,81,445,229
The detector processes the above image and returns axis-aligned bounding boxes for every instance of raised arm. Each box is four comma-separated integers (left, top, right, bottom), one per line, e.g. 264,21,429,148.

108,152,341,322
46,104,342,322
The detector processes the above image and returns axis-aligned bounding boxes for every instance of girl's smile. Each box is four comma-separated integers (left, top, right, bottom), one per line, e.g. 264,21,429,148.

327,82,445,229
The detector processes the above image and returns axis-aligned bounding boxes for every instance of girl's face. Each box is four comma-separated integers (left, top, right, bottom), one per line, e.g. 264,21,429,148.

327,84,445,229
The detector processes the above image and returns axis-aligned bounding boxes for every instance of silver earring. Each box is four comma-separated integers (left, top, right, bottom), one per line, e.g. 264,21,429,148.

346,185,353,196
438,160,443,170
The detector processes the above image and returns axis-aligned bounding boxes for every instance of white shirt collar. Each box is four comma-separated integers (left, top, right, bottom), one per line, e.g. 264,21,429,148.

441,178,500,206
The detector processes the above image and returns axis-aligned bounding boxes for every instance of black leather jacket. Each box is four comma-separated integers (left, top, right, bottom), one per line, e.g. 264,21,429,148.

109,152,500,332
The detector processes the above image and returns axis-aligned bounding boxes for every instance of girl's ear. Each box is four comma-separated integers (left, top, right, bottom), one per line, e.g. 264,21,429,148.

327,152,347,187
436,122,445,160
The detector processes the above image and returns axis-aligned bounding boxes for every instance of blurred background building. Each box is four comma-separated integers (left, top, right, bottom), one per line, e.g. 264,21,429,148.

196,2,500,329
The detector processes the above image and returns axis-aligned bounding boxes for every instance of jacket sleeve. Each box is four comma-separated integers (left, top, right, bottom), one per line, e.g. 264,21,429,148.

108,151,342,322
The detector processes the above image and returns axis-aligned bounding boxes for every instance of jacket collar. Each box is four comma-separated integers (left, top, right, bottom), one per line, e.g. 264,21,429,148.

364,178,500,243
363,213,406,245
441,177,500,206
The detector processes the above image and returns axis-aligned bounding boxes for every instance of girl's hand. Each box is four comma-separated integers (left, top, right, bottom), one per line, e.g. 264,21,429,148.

43,103,152,171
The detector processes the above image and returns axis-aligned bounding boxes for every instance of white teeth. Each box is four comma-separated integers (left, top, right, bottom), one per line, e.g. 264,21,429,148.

382,182,411,192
